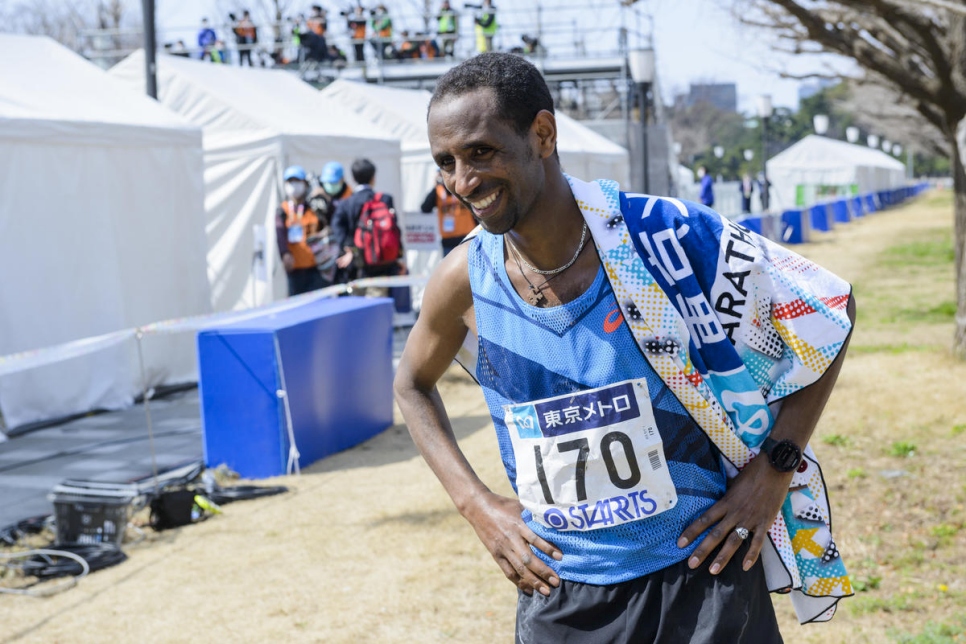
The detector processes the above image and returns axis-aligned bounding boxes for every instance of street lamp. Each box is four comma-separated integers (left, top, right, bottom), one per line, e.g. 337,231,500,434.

743,149,754,161
882,139,892,154
846,126,860,144
813,114,829,135
893,144,902,157
757,94,772,210
868,134,880,148
628,48,656,194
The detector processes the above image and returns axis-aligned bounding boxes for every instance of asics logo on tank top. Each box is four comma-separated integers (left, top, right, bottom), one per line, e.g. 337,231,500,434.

603,308,624,334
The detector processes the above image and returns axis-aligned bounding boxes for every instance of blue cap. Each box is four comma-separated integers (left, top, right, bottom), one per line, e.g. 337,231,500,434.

283,165,307,181
321,161,344,184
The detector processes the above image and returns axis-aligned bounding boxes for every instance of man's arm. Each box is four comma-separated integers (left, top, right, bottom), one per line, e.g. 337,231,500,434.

393,246,562,596
420,188,437,214
678,295,856,575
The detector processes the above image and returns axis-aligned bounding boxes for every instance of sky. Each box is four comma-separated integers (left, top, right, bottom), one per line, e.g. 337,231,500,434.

153,0,855,114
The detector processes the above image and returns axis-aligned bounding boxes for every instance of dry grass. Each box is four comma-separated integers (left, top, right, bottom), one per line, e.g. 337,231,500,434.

2,190,965,643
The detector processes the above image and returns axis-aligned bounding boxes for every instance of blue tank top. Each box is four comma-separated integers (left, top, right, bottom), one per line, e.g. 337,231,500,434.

467,231,727,585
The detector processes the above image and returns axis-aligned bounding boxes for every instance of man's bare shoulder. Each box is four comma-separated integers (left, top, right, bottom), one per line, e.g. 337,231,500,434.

422,240,474,325
397,240,475,384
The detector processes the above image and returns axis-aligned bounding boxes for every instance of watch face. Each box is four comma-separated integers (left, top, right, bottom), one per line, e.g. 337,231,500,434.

771,440,802,472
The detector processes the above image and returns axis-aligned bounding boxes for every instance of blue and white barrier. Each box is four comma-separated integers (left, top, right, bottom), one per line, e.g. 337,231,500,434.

776,182,930,244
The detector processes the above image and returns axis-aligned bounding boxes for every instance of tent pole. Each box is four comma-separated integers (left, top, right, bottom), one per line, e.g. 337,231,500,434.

141,0,158,99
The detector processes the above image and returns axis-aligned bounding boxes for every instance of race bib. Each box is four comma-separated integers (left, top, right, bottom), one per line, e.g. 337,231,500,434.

442,215,456,233
288,224,305,244
505,379,677,532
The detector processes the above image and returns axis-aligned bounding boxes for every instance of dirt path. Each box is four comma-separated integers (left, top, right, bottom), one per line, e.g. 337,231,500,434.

3,192,964,643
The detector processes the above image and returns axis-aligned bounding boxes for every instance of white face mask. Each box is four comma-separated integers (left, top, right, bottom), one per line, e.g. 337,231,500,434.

285,181,307,199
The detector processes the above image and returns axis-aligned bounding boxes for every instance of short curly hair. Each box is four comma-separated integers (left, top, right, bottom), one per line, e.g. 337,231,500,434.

429,52,555,135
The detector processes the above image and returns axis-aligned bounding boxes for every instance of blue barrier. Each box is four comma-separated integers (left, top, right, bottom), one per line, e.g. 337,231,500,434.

809,203,832,232
735,215,762,235
863,193,878,213
780,209,806,244
831,199,850,224
198,296,394,478
776,183,930,246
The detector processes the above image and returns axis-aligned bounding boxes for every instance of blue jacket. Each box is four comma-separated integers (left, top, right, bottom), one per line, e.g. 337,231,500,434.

197,28,217,52
699,174,714,207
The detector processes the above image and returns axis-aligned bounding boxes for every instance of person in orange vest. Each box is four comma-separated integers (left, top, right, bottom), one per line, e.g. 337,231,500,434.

398,30,420,59
307,5,327,36
370,4,394,60
231,10,258,66
275,165,327,295
421,170,477,255
346,5,367,62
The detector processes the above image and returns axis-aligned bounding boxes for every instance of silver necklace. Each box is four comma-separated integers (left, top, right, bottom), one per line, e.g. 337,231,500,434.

505,222,589,276
506,239,568,305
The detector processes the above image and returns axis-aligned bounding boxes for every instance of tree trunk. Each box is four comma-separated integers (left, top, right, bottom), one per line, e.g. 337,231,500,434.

952,130,966,359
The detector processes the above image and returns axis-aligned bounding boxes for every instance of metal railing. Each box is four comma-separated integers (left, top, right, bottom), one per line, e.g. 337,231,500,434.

78,2,650,71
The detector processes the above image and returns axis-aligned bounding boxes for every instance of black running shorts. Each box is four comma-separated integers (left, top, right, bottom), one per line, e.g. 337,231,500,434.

515,543,783,644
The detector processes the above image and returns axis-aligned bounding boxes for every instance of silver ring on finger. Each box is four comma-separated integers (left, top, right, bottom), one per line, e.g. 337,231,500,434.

520,552,532,566
734,526,750,540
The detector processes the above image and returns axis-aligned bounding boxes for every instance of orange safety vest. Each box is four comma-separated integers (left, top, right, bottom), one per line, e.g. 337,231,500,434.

307,16,326,36
281,200,320,269
349,18,366,40
237,19,256,39
436,184,476,239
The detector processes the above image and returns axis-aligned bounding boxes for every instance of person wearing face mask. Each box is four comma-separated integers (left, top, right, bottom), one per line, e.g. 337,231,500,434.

321,161,353,207
275,165,326,296
307,161,352,228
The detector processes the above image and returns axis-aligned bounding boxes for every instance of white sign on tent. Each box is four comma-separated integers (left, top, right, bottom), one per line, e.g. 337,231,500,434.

400,212,442,311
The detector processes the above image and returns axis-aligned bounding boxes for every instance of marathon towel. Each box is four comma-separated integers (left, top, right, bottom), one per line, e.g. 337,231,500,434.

568,176,853,624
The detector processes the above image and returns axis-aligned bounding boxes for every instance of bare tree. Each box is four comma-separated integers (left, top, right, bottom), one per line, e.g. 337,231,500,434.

734,0,966,359
2,0,141,66
2,0,89,51
839,78,948,157
668,97,745,165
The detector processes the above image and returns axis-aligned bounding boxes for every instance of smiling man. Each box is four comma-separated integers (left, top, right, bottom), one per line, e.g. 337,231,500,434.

394,53,856,643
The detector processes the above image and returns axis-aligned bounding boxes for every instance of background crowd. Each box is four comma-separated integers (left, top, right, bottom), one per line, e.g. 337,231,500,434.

169,1,518,68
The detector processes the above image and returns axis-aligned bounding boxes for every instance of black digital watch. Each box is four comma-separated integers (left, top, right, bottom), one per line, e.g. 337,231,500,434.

761,436,803,473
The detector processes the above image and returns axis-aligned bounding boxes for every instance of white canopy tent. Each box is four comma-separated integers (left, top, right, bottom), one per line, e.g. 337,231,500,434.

554,113,631,190
766,134,906,211
318,79,630,213
0,36,211,430
111,52,403,311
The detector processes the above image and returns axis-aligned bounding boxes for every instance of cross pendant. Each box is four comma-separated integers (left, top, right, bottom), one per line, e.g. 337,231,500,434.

527,285,544,305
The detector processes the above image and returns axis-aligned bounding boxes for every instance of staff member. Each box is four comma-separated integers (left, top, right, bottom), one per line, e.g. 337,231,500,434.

421,170,477,255
275,165,326,296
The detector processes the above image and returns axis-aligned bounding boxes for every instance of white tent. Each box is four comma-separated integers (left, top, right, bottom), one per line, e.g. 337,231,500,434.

554,113,631,190
0,36,211,430
110,52,403,311
766,134,906,211
319,79,630,213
